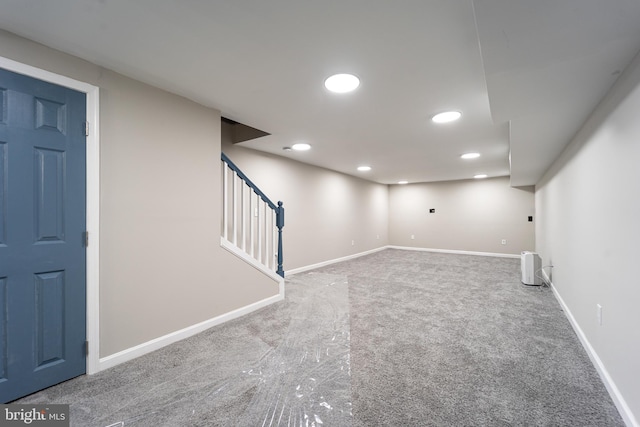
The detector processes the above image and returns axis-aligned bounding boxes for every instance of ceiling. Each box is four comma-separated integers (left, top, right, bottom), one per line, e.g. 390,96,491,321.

1,0,639,186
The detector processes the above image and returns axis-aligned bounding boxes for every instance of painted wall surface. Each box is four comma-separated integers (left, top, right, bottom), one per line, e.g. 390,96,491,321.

222,131,389,270
536,51,640,424
0,30,280,357
389,177,535,255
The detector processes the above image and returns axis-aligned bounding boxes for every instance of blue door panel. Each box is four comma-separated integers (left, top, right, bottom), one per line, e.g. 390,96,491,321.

0,68,86,402
0,88,6,123
34,147,66,243
0,277,6,382
34,271,66,369
0,141,6,245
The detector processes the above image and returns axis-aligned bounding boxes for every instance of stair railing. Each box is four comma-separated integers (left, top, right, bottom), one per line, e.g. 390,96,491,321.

221,153,284,277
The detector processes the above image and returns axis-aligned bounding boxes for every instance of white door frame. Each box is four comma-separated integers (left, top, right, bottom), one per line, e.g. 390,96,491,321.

0,56,101,375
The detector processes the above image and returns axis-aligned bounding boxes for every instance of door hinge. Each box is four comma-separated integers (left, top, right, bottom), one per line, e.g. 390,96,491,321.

84,121,89,137
83,231,89,247
85,341,89,356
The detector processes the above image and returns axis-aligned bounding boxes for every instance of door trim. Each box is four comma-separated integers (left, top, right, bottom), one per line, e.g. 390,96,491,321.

0,56,101,375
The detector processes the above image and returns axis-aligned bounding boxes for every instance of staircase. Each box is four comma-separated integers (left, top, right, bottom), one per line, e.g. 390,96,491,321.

221,153,284,279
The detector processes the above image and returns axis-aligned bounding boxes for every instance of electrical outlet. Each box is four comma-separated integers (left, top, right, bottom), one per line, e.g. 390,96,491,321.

597,304,603,326
501,239,507,245
411,234,415,240
376,234,380,240
351,240,355,246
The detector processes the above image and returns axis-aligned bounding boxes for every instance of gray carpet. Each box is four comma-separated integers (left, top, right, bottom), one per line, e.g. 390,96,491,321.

15,249,624,426
315,249,624,427
16,272,352,426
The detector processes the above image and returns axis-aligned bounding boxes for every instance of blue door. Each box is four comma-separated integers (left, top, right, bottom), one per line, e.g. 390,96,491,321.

0,68,86,402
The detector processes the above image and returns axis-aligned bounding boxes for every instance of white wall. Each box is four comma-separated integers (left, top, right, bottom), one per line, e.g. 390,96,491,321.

536,51,640,425
389,177,535,255
222,132,389,271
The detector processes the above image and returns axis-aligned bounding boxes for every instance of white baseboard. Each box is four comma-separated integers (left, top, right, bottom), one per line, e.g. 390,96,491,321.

542,270,638,427
388,245,520,259
286,246,387,275
98,238,285,372
98,292,283,372
287,245,519,276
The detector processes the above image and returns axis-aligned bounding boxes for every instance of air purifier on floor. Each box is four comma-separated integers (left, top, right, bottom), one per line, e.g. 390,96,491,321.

521,251,542,286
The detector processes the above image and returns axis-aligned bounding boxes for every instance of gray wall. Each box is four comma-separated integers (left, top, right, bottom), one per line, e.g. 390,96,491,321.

0,30,280,358
389,177,535,255
222,132,389,271
536,51,640,423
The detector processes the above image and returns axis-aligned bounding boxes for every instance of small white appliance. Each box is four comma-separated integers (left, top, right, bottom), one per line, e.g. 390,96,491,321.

521,251,542,286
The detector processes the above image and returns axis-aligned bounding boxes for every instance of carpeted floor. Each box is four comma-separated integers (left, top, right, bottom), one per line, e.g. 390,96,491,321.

314,249,624,427
15,249,624,426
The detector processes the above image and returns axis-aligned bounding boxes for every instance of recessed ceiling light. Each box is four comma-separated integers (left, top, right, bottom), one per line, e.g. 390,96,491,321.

474,174,488,179
292,143,311,151
357,166,371,172
398,180,409,185
432,111,461,123
325,73,360,93
461,152,480,159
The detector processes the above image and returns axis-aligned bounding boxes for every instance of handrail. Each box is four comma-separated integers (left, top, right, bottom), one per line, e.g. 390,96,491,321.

221,152,277,210
221,153,285,277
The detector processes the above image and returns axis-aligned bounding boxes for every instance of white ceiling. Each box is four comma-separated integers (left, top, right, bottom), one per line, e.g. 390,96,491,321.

1,0,639,186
